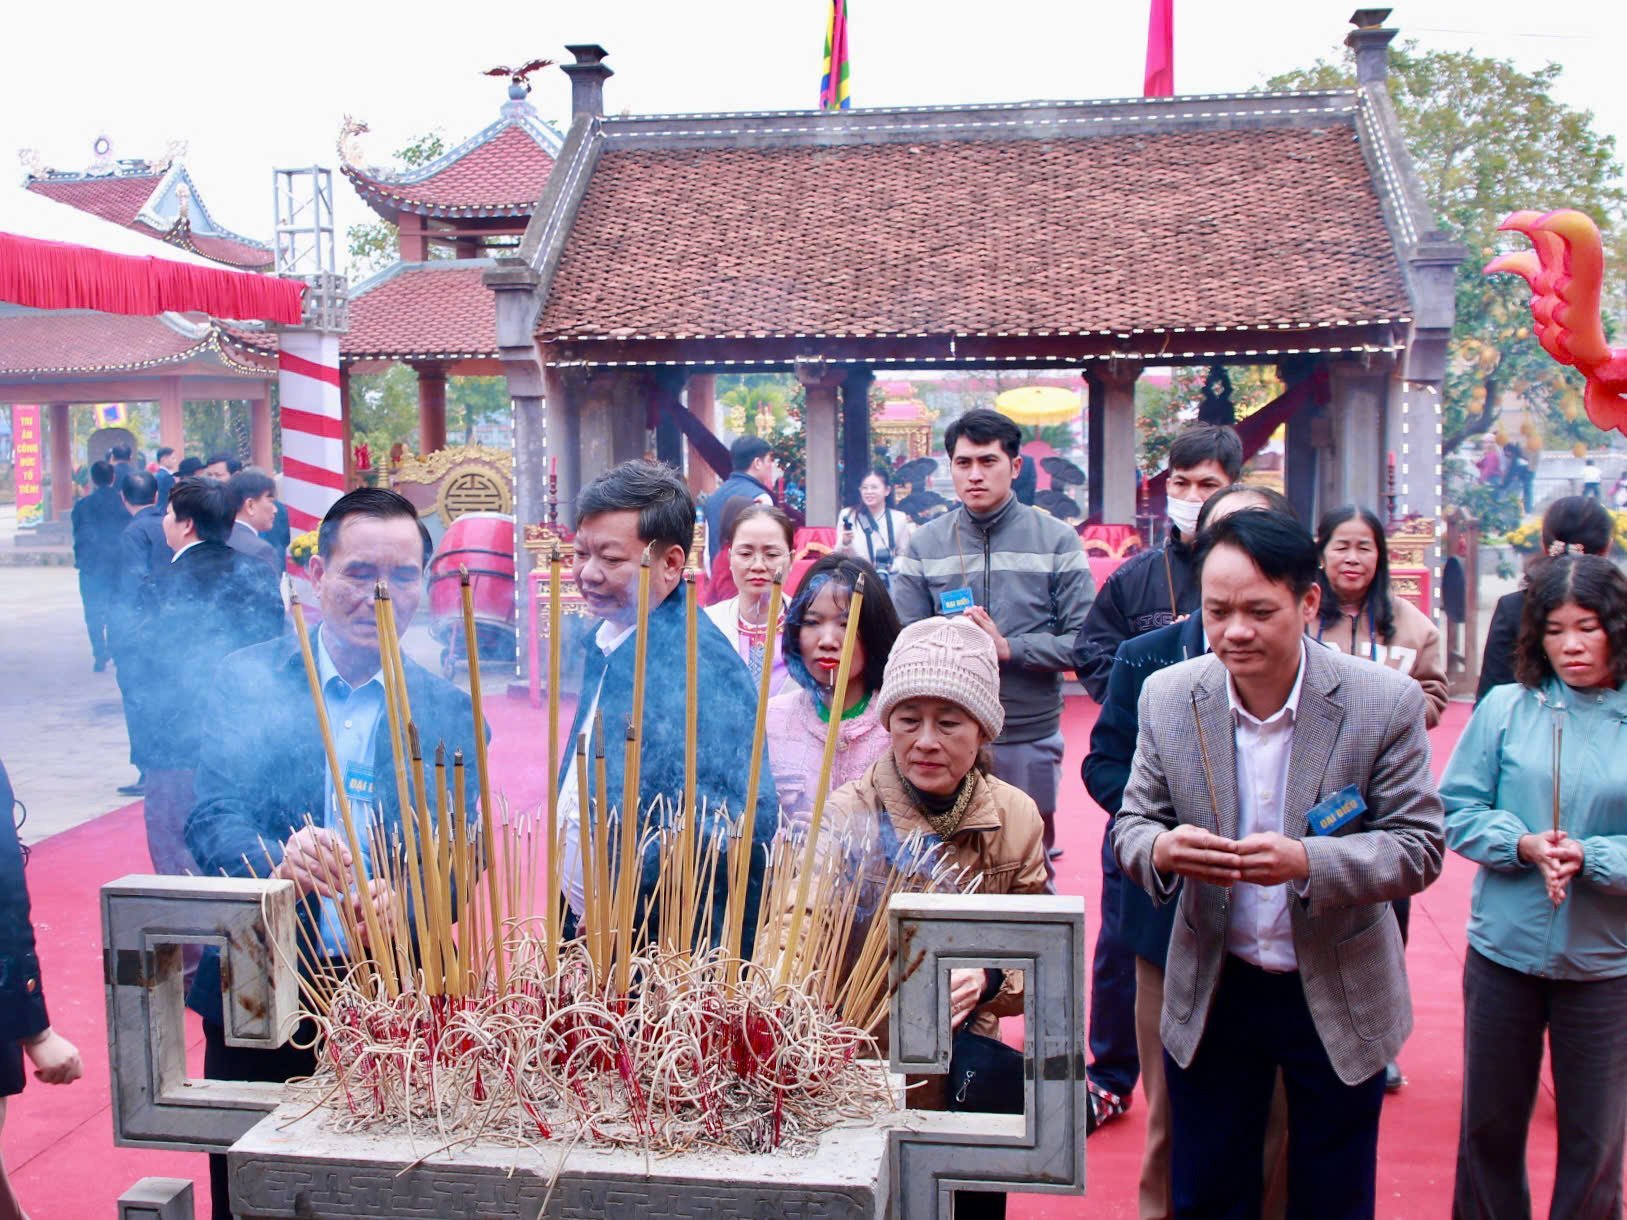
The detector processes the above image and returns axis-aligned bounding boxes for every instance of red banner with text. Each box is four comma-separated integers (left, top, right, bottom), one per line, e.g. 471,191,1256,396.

11,405,43,527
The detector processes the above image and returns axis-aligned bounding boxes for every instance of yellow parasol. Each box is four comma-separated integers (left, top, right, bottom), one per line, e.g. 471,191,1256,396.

994,385,1082,426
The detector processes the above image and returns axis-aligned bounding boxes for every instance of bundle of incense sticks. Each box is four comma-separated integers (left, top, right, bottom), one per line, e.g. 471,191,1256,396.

275,553,967,1153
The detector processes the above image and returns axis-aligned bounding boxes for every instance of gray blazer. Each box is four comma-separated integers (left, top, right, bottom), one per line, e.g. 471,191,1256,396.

1112,643,1444,1085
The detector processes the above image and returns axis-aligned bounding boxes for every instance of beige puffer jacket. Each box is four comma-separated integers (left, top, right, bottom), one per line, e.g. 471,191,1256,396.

818,753,1049,1040
1314,595,1448,727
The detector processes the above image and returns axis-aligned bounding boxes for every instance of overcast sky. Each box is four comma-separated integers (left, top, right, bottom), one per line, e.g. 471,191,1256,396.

5,1,1623,274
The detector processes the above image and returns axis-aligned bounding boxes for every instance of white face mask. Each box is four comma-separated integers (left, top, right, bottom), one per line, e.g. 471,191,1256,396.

1167,496,1202,537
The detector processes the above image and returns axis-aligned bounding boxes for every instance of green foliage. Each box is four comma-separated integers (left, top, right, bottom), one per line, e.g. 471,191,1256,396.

1267,45,1626,462
348,368,511,456
1135,365,1285,473
345,131,449,277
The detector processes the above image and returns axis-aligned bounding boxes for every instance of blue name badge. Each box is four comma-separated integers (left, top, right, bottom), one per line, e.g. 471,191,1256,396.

344,762,377,804
1307,784,1366,836
937,586,976,616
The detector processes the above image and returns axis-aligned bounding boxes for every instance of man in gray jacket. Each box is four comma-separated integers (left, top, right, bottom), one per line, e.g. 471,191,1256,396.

891,408,1094,881
1113,508,1443,1219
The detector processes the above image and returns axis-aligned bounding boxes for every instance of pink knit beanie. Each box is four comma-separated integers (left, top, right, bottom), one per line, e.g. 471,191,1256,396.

876,616,1005,741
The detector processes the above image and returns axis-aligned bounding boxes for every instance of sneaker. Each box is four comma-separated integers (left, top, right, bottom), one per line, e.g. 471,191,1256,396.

1085,1080,1130,1135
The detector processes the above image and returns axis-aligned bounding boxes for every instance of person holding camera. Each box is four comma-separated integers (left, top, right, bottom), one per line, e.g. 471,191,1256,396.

838,466,913,586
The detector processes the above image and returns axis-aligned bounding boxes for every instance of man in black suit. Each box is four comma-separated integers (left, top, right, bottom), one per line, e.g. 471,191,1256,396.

225,469,281,573
70,460,131,671
184,487,482,1220
139,478,283,881
110,471,165,796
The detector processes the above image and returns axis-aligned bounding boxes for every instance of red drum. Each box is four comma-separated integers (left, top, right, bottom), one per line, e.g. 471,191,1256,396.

427,512,516,675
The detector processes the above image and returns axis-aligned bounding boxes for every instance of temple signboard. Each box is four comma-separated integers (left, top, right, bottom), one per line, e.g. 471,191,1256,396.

11,406,43,527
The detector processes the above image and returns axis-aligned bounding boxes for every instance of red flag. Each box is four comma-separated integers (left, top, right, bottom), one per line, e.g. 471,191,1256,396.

1144,0,1174,97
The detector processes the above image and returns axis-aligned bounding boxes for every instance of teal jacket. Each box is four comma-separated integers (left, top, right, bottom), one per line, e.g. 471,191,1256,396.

1440,678,1627,980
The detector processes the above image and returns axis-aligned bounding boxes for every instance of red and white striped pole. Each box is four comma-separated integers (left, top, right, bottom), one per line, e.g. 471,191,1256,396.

277,331,345,533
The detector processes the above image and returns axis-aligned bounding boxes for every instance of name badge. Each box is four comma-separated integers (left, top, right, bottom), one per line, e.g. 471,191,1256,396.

937,586,975,616
344,761,377,804
1306,784,1365,836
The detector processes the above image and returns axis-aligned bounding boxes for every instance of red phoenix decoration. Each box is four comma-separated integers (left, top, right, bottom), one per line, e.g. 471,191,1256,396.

1485,209,1627,433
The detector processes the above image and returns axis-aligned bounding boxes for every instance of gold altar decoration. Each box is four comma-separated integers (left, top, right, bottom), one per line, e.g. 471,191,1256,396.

392,444,514,526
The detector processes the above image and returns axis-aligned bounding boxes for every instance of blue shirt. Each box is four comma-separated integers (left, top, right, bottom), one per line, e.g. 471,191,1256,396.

314,629,387,955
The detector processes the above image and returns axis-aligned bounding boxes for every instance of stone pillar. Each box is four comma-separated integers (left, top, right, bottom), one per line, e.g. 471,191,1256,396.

796,361,844,527
543,366,582,527
416,362,448,455
1084,363,1139,524
841,366,875,507
1325,358,1391,512
249,397,274,471
684,374,719,496
157,376,185,453
48,401,72,518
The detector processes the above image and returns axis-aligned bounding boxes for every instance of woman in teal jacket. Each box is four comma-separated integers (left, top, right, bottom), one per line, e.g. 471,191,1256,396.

1441,554,1627,1220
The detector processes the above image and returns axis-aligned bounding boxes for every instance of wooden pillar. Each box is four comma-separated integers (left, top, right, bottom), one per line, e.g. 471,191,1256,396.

684,374,719,496
1279,357,1322,526
340,370,354,487
1325,357,1390,513
796,361,844,527
651,369,685,470
543,365,582,527
416,362,448,455
841,366,874,507
157,376,185,453
48,401,73,517
249,397,273,471
1085,363,1139,524
397,214,430,262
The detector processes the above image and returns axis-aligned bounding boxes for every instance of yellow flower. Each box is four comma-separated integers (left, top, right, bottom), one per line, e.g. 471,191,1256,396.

289,529,320,565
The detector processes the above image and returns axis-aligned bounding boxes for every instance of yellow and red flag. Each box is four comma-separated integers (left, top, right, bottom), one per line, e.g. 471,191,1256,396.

820,0,851,110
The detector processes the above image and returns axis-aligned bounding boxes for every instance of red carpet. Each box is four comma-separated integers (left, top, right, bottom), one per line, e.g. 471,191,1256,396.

0,694,1599,1217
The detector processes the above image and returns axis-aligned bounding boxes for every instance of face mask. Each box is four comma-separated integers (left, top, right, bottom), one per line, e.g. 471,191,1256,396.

1167,496,1202,537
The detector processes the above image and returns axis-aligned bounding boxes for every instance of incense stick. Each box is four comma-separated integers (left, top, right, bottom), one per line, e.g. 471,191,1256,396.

724,575,783,974
544,548,564,970
1190,690,1221,830
1552,715,1563,836
458,567,506,994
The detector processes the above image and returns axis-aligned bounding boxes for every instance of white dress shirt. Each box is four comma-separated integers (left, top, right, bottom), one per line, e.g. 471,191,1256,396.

1224,641,1308,972
559,619,635,915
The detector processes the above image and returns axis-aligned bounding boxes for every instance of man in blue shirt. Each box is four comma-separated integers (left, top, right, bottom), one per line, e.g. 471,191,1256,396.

185,487,481,1220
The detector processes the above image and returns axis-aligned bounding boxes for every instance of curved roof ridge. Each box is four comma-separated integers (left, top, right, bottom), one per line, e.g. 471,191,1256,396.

344,109,561,188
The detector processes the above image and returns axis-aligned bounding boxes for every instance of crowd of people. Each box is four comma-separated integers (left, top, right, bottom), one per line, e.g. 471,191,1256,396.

5,408,1626,1220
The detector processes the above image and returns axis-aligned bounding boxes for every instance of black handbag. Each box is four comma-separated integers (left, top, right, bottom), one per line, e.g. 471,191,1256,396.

945,1028,1026,1115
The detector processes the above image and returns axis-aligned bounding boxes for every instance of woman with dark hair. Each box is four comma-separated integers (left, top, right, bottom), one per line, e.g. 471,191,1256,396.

705,503,796,696
1441,554,1627,1219
1477,495,1616,702
837,466,913,585
765,553,901,825
1313,505,1447,726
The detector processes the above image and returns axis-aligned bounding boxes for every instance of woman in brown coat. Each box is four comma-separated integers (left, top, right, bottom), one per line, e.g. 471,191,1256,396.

821,614,1050,1040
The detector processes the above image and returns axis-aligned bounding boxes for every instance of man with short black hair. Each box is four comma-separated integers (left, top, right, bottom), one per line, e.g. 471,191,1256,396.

200,453,238,481
1075,423,1244,702
176,456,205,478
1114,509,1444,1219
702,435,779,563
891,408,1094,885
184,486,475,1220
226,469,281,573
138,478,283,887
70,459,131,671
153,446,178,512
108,443,135,489
562,459,779,949
110,470,163,795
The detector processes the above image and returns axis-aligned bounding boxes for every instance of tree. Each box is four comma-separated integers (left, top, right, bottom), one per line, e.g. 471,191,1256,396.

1135,364,1285,474
1267,46,1626,467
345,132,449,277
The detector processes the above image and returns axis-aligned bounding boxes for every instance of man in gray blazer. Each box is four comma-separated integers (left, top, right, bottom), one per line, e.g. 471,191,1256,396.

1113,508,1443,1220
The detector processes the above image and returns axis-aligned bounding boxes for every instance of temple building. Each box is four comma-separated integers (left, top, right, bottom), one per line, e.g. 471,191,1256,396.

4,146,278,524
338,78,561,467
485,15,1461,608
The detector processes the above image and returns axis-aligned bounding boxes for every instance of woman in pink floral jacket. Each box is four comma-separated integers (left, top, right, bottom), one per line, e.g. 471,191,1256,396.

766,554,901,827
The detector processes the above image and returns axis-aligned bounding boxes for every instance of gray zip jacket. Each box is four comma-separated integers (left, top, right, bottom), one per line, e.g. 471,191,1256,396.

891,496,1094,743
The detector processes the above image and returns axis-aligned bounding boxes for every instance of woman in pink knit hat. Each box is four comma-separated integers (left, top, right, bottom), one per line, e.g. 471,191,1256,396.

765,553,900,827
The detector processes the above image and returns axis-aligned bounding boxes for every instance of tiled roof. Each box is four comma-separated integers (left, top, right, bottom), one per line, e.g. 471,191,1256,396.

344,119,557,220
25,173,274,271
536,125,1410,342
341,261,499,360
27,175,160,227
0,310,274,378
